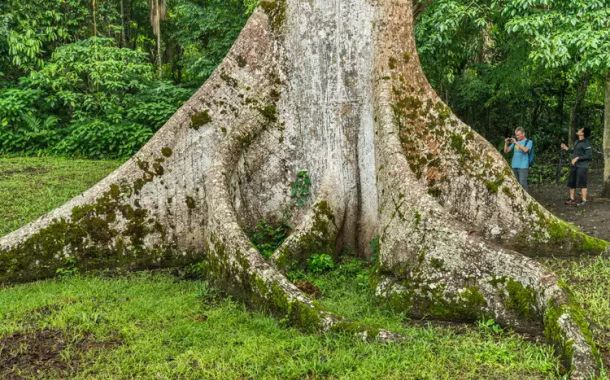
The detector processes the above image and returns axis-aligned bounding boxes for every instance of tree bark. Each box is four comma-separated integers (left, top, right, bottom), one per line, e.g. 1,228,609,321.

92,0,97,37
0,1,606,377
602,71,610,198
156,0,162,77
150,0,165,77
568,75,590,144
120,0,126,48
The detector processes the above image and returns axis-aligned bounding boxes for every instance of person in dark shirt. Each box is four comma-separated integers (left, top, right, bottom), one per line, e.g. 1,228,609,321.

561,127,593,206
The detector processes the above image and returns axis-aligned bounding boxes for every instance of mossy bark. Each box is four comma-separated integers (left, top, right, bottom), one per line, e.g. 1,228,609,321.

0,1,605,376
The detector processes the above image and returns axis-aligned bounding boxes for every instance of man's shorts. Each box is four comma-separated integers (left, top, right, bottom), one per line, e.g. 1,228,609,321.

567,166,588,188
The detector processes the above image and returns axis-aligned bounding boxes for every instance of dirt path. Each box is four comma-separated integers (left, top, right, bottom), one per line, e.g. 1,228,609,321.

530,169,610,242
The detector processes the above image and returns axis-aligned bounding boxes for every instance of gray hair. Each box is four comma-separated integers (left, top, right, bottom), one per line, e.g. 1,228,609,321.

515,127,525,135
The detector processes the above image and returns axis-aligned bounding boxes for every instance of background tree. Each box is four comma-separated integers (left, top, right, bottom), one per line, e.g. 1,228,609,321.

149,0,167,77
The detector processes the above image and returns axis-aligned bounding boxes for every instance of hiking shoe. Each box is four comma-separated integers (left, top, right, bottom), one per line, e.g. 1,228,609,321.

576,200,588,207
564,199,577,205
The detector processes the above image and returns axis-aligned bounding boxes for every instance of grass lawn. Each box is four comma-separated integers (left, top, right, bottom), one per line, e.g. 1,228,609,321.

0,157,122,236
0,156,608,379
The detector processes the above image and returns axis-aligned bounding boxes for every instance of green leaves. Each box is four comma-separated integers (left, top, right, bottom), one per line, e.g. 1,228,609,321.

503,0,610,77
290,171,312,208
307,254,335,274
168,0,250,85
0,37,190,158
248,220,290,259
52,119,153,159
0,0,89,74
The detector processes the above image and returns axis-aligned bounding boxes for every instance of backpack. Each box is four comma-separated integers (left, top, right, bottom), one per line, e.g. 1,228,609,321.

525,139,535,167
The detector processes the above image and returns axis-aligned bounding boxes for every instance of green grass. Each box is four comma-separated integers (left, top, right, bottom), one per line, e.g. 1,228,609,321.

0,270,561,379
0,157,607,379
0,157,122,236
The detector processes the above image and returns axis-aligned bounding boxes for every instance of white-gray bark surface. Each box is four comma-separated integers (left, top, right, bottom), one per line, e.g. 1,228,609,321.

1,1,608,377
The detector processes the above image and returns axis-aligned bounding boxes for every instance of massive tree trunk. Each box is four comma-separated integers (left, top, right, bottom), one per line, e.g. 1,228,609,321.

1,1,607,377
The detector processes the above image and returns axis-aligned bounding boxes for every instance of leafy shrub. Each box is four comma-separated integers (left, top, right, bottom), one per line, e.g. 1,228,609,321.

308,254,335,274
0,87,63,154
291,171,311,207
0,38,192,158
128,81,193,129
52,119,153,159
248,220,291,259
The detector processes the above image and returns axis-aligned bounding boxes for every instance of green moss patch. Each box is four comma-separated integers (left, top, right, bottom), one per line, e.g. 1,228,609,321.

260,0,286,32
504,279,538,320
190,110,212,130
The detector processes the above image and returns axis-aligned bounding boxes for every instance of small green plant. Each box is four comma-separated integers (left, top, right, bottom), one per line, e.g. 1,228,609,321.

179,261,206,280
248,220,290,258
290,170,311,208
477,318,504,336
56,257,78,278
369,235,380,265
307,254,335,273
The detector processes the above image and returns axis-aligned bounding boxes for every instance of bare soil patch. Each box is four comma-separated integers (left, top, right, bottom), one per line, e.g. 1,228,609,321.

0,167,49,178
0,328,121,379
530,169,610,242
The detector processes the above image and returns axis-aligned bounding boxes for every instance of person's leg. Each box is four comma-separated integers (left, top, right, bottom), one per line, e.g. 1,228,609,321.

576,167,588,206
582,168,589,201
513,168,528,191
565,167,577,204
521,168,529,192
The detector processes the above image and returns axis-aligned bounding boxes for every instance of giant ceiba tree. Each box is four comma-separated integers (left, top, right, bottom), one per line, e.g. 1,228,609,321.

1,1,608,377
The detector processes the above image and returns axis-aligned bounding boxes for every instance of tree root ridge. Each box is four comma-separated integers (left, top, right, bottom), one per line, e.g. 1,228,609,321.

271,188,342,272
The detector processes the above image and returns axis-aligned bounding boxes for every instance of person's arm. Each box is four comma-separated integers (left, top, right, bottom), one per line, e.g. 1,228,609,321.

515,140,531,153
503,139,514,154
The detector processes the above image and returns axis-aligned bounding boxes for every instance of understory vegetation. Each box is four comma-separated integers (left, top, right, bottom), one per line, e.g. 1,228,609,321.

1,157,609,379
1,0,608,168
0,0,254,158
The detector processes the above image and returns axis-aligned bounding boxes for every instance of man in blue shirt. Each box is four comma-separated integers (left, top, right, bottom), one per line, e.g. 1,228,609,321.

503,127,533,191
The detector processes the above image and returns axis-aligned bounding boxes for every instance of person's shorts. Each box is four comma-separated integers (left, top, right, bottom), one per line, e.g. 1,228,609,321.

567,166,588,188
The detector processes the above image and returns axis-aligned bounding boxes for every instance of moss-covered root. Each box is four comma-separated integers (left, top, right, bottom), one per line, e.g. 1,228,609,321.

271,194,341,272
514,203,610,258
543,288,600,380
374,271,600,378
206,223,405,342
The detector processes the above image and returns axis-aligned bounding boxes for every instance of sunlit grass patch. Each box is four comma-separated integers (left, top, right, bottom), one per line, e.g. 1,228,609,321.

0,156,122,236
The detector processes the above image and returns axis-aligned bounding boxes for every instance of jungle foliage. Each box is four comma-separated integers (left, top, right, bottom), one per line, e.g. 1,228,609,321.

0,0,254,158
0,0,608,169
415,0,609,169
